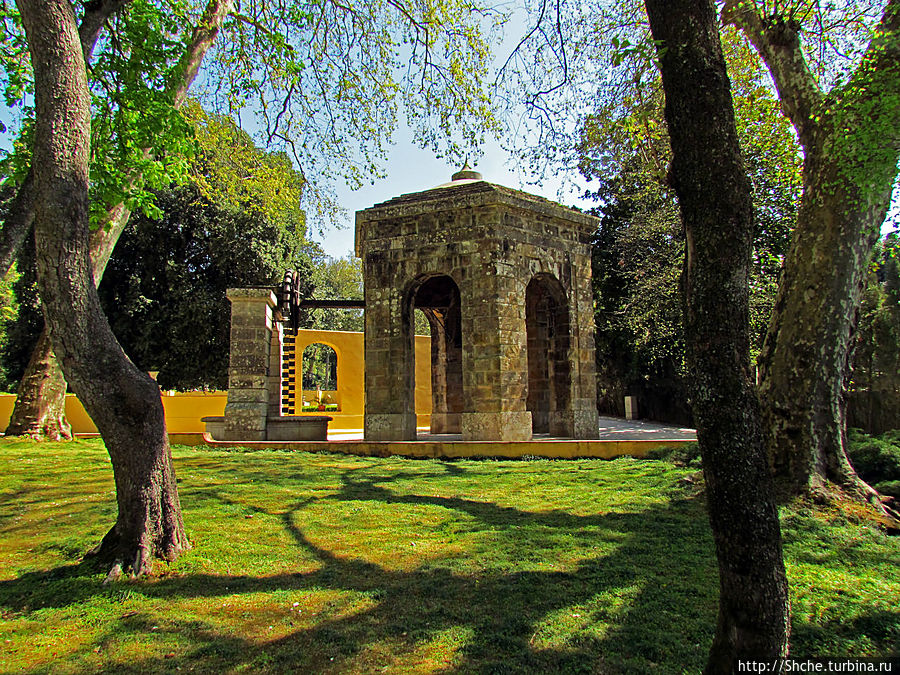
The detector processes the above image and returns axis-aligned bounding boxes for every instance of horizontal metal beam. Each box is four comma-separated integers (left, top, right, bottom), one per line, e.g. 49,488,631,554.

299,299,366,309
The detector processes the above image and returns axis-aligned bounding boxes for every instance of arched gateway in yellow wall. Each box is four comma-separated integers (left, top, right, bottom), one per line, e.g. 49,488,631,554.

286,328,432,431
0,328,433,439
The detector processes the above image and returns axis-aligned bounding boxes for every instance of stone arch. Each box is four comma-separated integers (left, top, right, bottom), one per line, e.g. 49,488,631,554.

405,273,464,434
526,273,573,435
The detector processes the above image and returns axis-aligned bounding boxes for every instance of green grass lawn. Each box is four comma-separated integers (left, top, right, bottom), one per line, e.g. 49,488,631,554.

1,439,897,674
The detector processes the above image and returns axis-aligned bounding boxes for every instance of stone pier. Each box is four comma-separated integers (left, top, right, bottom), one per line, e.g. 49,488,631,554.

223,288,281,441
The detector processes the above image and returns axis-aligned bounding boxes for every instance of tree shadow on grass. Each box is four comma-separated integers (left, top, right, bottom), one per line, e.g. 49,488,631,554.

3,464,720,673
790,609,900,657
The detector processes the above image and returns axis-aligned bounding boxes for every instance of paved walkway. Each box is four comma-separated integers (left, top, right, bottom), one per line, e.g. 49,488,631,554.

596,415,696,440
326,416,696,442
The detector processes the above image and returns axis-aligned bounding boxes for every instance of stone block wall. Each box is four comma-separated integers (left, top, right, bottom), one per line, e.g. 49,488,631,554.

356,180,600,441
224,288,279,441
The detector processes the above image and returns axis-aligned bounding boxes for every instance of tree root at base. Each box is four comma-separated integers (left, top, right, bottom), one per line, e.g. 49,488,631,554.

85,524,189,581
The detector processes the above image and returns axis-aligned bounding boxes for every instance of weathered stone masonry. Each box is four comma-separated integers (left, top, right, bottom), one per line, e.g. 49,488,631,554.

223,288,281,441
356,176,600,441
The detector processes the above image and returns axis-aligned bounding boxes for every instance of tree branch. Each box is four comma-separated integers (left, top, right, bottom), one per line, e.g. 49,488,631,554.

78,0,133,64
170,0,233,107
87,0,234,280
0,168,33,276
722,0,823,152
852,0,900,96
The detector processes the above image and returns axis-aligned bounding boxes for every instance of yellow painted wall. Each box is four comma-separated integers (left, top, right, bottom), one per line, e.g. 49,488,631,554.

0,329,432,435
0,392,228,435
293,328,432,429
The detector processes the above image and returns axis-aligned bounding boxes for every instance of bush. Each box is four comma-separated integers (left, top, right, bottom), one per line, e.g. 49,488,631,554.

875,480,900,499
301,403,338,412
847,429,900,485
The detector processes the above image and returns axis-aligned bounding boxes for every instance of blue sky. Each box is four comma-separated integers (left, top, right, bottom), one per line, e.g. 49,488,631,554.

316,133,594,259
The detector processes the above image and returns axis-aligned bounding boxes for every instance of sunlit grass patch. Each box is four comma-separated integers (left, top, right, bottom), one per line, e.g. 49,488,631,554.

1,438,898,673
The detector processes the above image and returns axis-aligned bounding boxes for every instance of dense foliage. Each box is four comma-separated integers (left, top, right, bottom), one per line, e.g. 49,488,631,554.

1,0,501,223
97,184,313,391
1,103,316,392
848,234,900,433
581,28,800,422
847,429,900,498
302,254,364,333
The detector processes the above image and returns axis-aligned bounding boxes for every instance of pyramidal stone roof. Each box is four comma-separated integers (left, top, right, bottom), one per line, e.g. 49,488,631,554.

357,171,596,229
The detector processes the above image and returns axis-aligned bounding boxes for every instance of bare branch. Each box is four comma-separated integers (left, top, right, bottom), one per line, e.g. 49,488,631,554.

497,0,549,81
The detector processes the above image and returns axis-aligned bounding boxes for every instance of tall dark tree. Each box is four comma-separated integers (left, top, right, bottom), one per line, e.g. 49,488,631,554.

644,0,790,669
16,0,189,577
98,185,314,391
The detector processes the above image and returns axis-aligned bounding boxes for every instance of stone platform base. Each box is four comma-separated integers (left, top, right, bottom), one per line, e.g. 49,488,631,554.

267,415,332,441
201,435,694,460
461,411,532,441
202,415,333,441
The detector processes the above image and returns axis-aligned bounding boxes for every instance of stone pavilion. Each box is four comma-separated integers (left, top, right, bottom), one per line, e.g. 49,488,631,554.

356,168,600,441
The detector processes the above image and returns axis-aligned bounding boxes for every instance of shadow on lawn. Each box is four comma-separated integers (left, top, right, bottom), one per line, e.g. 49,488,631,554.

1,464,721,673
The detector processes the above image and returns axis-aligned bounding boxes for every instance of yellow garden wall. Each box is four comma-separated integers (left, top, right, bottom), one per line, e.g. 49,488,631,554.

292,329,431,429
0,392,229,436
0,329,432,436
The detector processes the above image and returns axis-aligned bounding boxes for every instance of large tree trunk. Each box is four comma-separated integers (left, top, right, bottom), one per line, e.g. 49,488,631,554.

5,0,232,441
2,0,134,440
644,0,790,670
724,1,900,501
758,151,894,499
17,0,189,576
6,205,131,439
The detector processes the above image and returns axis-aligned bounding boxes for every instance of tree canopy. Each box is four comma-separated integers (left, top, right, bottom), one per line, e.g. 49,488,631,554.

1,0,502,225
579,26,800,421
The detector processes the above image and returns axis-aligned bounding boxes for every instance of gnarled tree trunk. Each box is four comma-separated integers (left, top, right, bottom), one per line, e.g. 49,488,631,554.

17,0,188,576
758,148,894,499
5,0,232,441
4,330,71,440
645,0,790,670
724,0,900,502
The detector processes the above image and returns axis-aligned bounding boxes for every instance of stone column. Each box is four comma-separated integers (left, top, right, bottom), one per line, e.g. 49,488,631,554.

224,288,278,441
363,286,416,440
571,258,600,439
426,306,463,434
460,267,531,441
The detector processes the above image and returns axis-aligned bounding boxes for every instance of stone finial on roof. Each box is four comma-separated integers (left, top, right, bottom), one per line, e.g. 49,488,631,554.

451,161,482,182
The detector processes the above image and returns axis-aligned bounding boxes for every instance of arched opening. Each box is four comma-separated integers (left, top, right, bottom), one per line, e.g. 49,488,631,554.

526,274,572,435
409,274,463,434
301,342,339,411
